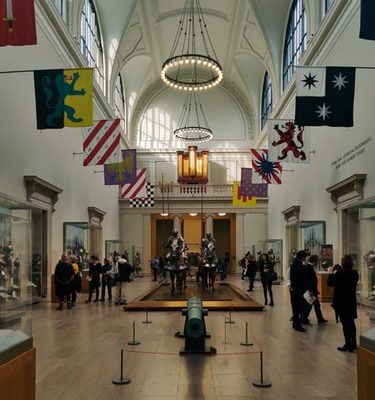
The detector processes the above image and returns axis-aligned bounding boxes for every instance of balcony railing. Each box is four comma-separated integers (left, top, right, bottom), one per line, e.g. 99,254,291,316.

156,184,233,198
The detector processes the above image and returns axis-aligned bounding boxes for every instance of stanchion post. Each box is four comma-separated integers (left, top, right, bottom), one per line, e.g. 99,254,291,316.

128,321,141,345
224,316,228,344
252,351,272,388
142,308,152,324
225,310,235,324
240,321,253,346
112,349,131,385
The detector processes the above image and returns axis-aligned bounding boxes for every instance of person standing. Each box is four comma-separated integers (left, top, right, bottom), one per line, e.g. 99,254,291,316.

301,255,327,324
327,255,359,352
151,257,159,281
290,250,307,332
54,254,74,310
69,256,81,307
258,253,274,305
115,254,132,305
246,254,257,292
85,255,102,303
240,252,250,280
100,258,113,301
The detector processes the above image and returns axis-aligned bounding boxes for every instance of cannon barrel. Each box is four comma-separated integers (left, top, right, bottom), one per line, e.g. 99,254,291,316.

182,297,208,351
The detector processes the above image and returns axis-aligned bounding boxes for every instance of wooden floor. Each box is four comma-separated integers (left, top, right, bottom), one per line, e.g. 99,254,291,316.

32,275,374,400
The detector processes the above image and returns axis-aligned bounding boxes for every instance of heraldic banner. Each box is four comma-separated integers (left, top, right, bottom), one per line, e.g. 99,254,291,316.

232,181,256,207
0,0,37,46
82,119,121,166
267,119,310,163
34,68,93,129
295,66,355,127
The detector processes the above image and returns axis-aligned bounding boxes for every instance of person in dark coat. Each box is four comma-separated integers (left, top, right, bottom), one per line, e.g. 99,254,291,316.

289,250,307,332
301,255,328,324
258,253,275,306
100,258,113,301
327,255,359,352
54,254,74,310
246,254,257,292
85,255,102,303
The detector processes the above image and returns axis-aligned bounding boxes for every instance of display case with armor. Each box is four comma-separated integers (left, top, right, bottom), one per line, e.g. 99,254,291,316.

252,239,283,281
0,194,35,395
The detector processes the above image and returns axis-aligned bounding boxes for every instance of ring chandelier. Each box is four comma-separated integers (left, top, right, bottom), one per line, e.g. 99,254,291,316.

161,0,223,91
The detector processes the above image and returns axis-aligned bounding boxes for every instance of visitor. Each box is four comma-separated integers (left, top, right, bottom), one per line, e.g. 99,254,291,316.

290,250,308,332
85,255,101,303
258,253,275,306
54,254,74,310
327,255,358,352
301,254,327,324
100,257,113,301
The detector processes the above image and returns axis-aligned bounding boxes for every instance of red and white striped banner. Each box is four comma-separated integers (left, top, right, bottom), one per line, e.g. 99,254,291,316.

82,119,121,166
120,169,147,199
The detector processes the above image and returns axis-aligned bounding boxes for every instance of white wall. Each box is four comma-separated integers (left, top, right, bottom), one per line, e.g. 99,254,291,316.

267,3,375,274
0,6,120,267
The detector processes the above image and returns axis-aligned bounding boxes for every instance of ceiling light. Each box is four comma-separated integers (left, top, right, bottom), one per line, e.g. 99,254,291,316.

161,0,223,91
189,213,197,216
173,91,213,143
218,212,226,216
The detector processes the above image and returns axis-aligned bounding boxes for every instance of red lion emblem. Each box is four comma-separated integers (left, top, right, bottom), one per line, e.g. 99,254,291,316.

271,121,306,161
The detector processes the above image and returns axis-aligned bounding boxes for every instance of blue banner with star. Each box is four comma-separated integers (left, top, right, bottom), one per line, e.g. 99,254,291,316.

295,66,355,127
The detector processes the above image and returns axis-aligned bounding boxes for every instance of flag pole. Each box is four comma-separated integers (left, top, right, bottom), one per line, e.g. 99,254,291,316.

0,67,95,75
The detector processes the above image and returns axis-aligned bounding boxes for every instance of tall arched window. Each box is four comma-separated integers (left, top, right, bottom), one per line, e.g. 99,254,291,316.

80,0,104,90
324,0,335,14
283,0,307,89
114,75,125,120
53,0,64,17
261,72,272,130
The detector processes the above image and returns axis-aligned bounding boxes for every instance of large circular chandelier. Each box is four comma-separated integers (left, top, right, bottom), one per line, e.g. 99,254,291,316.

173,91,213,143
161,0,223,91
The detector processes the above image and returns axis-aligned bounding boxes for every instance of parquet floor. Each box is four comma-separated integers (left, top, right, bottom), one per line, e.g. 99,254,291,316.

32,275,374,400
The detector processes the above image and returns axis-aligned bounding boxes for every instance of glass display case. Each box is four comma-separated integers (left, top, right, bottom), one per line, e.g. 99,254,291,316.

286,221,327,269
63,222,89,271
0,194,33,366
252,239,283,280
345,200,375,310
300,221,325,257
105,240,121,261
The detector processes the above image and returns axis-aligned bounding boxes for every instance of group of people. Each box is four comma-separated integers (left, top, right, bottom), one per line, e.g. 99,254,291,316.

289,250,359,353
54,252,134,310
288,250,328,332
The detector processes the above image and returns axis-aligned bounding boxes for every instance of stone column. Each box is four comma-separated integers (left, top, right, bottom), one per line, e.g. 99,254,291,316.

205,214,213,235
173,215,181,232
236,213,245,274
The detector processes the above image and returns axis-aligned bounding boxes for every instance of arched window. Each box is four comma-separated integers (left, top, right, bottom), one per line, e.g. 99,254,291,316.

53,0,64,17
261,72,272,130
80,0,104,90
114,75,125,119
324,0,335,14
283,0,307,89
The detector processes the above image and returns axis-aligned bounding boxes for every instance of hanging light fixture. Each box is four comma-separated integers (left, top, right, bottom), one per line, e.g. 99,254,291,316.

161,0,223,91
174,91,213,143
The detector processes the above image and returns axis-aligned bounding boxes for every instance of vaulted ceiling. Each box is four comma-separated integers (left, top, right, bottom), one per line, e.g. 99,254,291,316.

96,0,294,147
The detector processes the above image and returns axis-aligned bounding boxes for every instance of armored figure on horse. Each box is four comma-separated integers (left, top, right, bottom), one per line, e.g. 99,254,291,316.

165,229,188,293
199,232,217,290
